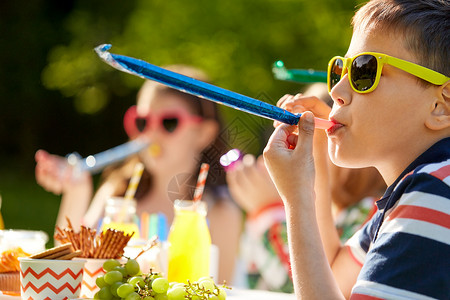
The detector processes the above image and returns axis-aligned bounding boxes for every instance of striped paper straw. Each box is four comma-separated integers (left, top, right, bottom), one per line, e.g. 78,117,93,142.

125,162,145,200
118,162,144,224
193,163,210,202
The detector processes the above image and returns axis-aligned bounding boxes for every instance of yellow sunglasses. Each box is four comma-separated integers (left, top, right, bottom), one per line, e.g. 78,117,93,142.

327,52,450,94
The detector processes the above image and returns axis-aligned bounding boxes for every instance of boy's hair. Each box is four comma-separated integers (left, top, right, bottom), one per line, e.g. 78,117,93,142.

352,0,450,78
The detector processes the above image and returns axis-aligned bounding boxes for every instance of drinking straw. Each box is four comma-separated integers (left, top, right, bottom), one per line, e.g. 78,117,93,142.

125,162,145,200
149,213,158,240
157,213,168,241
117,162,145,224
140,212,150,240
95,44,333,130
193,163,210,203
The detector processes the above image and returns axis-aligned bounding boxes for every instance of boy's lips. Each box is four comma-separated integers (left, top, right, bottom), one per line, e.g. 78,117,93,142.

327,117,344,134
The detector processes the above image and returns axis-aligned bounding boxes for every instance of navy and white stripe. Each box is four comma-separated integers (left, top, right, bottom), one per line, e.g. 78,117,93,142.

347,138,450,300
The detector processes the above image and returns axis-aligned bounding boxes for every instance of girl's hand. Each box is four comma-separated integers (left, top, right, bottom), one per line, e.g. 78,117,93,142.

226,154,281,214
263,112,316,205
35,150,91,195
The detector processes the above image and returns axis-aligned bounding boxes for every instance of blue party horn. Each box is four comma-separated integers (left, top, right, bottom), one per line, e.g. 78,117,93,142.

67,138,154,174
95,44,333,130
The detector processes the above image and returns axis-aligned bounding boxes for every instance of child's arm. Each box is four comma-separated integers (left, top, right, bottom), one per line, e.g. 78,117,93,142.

35,150,93,230
264,112,344,299
276,94,362,297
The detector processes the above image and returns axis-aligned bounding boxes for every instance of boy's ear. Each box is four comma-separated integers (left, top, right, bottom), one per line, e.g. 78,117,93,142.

426,81,450,130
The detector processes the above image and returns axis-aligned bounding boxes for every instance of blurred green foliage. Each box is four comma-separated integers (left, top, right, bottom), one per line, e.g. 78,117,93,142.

0,0,362,242
42,0,359,153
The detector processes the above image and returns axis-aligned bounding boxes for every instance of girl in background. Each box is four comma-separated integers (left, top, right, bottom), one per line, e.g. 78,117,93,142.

35,65,242,283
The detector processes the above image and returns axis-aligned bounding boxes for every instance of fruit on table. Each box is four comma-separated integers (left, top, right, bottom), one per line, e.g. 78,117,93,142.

95,258,228,300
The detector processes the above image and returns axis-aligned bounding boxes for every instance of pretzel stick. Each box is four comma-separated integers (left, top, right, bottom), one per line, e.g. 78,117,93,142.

94,231,107,258
81,227,87,257
119,233,134,257
99,230,116,258
54,219,134,259
65,217,74,231
105,231,121,258
90,230,96,257
93,231,104,258
112,234,128,258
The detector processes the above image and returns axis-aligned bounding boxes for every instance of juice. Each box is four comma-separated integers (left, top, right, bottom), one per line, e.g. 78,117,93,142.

101,222,140,239
167,200,211,283
101,197,140,239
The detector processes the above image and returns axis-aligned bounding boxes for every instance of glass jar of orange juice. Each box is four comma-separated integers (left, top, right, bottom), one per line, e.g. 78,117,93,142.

167,200,211,283
101,197,140,239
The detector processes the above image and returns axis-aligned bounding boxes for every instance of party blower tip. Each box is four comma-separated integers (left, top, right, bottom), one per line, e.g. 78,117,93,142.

95,44,333,130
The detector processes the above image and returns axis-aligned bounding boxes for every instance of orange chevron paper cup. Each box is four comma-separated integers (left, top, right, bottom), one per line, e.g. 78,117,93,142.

19,258,86,300
75,258,108,299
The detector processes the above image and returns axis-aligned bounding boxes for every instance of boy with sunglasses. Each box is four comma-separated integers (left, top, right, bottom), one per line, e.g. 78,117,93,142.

264,0,449,299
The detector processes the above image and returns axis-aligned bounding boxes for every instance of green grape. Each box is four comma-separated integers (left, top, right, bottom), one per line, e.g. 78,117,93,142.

103,259,121,272
170,283,185,290
154,293,168,300
125,258,140,276
128,276,146,288
104,270,123,284
93,291,100,299
217,288,227,300
168,282,178,289
197,276,214,283
109,281,123,297
143,296,155,300
113,266,128,277
117,283,135,298
150,273,162,279
167,286,187,300
97,286,113,299
125,292,141,300
198,279,216,292
96,275,108,288
208,295,219,300
148,272,162,285
152,278,169,294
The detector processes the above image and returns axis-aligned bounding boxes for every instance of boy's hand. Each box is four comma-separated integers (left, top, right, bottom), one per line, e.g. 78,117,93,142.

264,112,316,205
226,154,282,214
274,93,332,128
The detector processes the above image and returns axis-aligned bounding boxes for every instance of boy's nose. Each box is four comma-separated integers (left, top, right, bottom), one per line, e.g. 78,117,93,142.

330,73,352,106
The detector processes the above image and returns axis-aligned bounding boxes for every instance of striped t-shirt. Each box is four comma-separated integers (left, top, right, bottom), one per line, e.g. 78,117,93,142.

347,137,450,300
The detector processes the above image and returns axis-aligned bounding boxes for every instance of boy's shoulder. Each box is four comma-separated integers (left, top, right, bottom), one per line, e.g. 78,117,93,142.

394,137,450,195
384,138,450,229
414,157,450,187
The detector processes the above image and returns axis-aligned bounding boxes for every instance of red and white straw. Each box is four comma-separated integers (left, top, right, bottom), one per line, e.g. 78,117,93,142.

193,163,210,202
